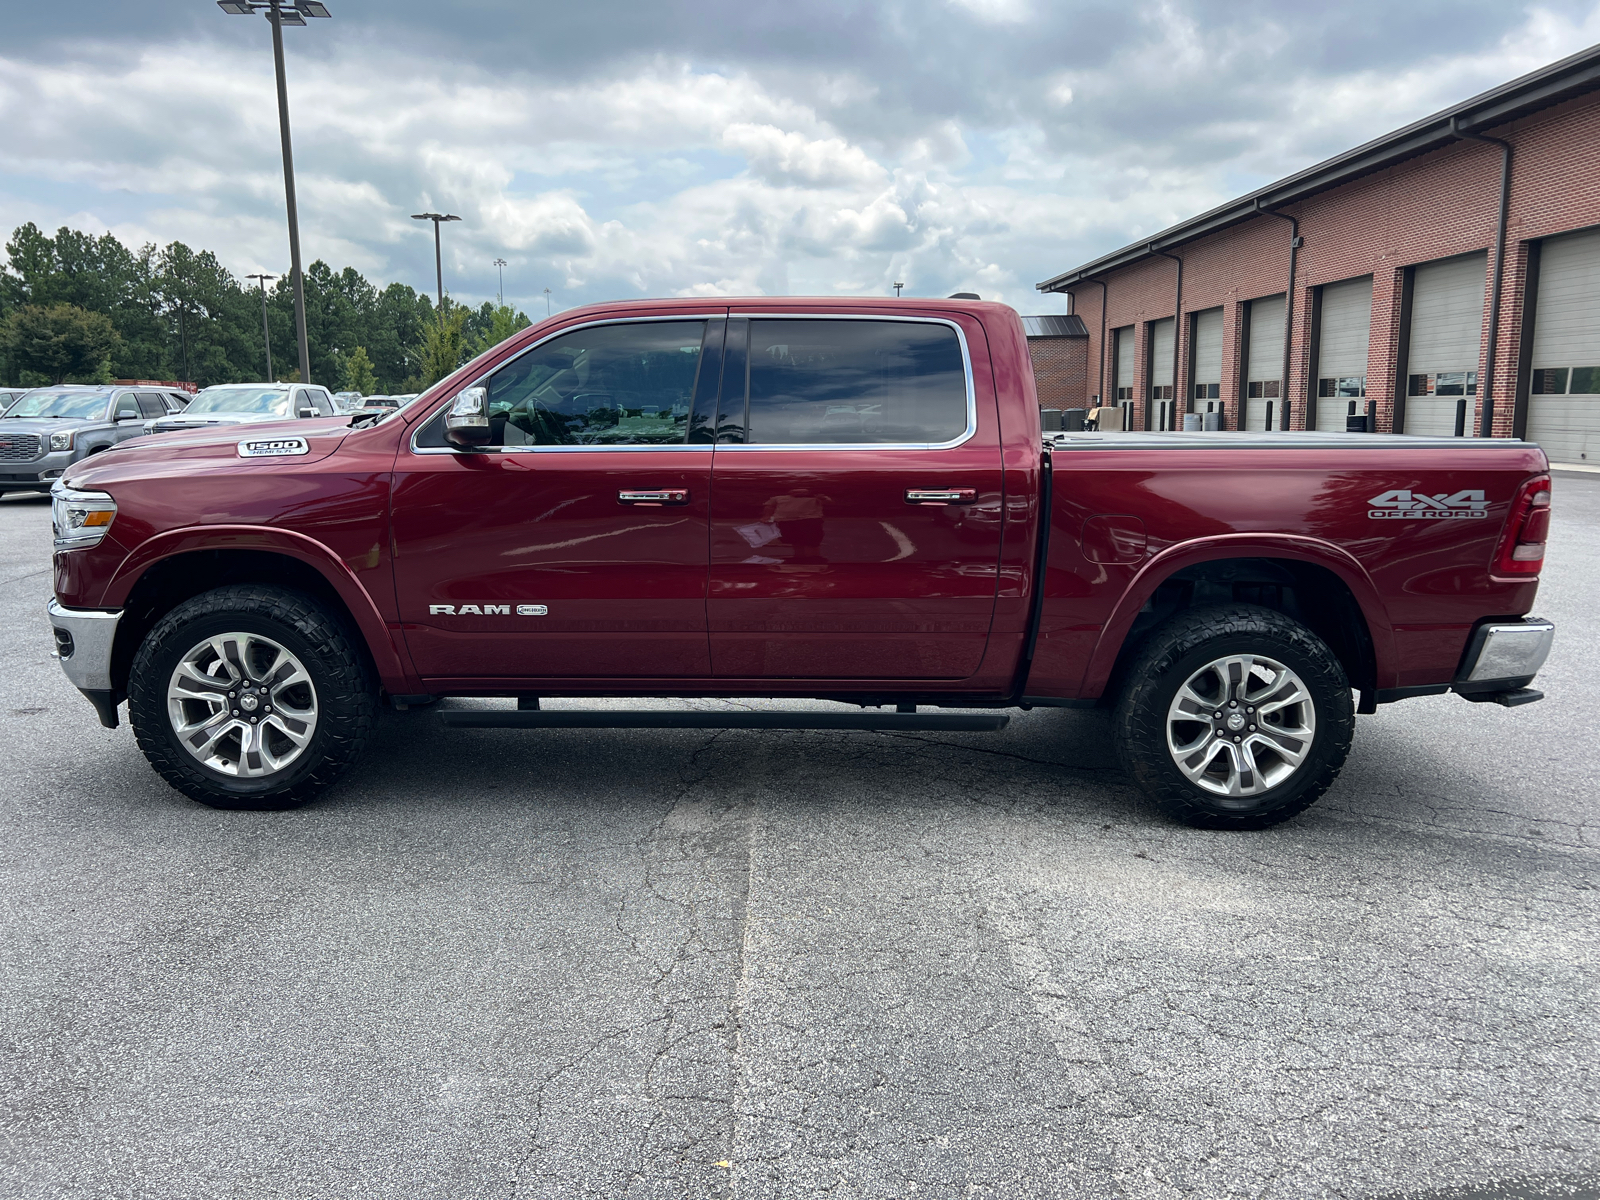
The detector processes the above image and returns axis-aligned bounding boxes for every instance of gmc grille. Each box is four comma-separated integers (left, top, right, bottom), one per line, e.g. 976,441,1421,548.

0,434,41,462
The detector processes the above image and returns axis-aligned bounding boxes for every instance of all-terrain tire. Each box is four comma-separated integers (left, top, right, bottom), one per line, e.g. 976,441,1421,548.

1113,603,1355,830
128,584,377,810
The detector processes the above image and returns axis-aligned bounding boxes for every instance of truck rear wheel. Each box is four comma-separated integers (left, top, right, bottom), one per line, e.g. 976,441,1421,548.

1113,604,1354,830
128,585,376,810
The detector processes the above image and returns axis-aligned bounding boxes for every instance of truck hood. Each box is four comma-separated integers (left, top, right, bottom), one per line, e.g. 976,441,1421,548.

63,416,354,488
146,411,310,433
0,416,105,436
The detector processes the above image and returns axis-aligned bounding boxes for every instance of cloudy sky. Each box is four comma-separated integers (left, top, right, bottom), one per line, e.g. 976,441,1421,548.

2,0,1599,315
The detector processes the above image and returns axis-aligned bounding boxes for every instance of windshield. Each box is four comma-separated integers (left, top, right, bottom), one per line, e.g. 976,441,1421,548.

186,387,292,416
3,391,110,420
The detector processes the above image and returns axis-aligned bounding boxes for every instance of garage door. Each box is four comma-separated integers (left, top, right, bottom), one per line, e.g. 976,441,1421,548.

1191,308,1223,421
1149,317,1174,431
1244,294,1284,431
1528,228,1600,465
1113,326,1136,429
1316,276,1372,430
1405,253,1485,436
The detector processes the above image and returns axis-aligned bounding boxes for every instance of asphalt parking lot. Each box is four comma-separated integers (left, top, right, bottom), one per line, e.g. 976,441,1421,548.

1,475,1597,1200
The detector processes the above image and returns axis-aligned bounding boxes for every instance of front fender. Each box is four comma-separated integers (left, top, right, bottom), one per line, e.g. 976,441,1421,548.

104,524,415,692
1079,533,1397,698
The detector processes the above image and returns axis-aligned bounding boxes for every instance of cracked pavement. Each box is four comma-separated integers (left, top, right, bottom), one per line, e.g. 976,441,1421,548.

1,472,1597,1199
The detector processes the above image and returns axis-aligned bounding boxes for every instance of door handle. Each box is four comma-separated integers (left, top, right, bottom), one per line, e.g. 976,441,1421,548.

618,488,690,506
905,487,977,505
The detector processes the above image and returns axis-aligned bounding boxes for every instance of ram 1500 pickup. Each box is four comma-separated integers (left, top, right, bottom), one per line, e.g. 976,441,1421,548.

45,298,1556,828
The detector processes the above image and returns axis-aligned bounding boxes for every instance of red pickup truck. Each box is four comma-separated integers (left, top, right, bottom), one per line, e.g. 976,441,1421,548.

46,298,1555,829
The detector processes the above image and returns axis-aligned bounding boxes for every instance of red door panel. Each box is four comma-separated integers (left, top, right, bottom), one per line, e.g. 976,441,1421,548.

707,447,1005,678
392,450,712,678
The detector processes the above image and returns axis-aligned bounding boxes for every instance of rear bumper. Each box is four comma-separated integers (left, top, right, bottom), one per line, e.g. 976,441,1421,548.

1452,617,1554,701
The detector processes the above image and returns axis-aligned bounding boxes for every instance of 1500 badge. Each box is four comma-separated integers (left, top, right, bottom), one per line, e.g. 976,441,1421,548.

429,604,548,616
1367,488,1490,520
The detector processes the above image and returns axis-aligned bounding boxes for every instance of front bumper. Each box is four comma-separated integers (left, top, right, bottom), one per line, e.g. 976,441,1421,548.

47,600,124,727
0,449,73,489
1453,616,1555,704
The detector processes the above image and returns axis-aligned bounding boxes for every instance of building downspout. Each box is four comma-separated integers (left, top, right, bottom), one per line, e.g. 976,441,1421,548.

1150,244,1182,430
1082,277,1108,407
1451,116,1513,438
1255,200,1299,430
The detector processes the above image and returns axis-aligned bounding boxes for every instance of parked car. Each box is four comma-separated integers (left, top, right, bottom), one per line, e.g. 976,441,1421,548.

332,391,363,413
146,382,339,434
0,385,186,496
46,297,1555,829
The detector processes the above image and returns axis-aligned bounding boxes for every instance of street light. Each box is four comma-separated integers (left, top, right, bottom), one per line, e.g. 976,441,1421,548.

216,0,329,386
493,257,507,307
412,213,461,310
893,282,904,297
246,273,276,379
543,286,552,316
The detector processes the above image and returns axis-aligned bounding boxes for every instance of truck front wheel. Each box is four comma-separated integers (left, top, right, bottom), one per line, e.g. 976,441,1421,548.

1113,604,1354,830
128,585,377,809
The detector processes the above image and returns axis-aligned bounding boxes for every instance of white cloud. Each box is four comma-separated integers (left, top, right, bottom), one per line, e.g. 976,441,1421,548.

1,2,1598,313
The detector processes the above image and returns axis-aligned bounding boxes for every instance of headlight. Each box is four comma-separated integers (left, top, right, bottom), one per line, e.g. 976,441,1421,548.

51,483,117,551
49,430,74,452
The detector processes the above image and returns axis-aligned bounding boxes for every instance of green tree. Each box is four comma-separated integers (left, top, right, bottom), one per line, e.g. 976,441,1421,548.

341,345,377,395
1,304,121,383
468,302,532,356
414,300,471,388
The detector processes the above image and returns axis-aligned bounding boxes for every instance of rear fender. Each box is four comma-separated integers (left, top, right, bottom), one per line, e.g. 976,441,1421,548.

1080,534,1396,698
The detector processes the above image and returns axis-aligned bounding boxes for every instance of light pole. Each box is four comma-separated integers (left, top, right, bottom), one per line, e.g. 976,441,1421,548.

543,287,552,316
893,281,904,297
217,0,327,386
412,213,461,310
246,272,276,379
493,258,507,307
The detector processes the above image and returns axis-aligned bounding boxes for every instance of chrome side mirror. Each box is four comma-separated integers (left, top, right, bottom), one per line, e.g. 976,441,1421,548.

444,386,491,449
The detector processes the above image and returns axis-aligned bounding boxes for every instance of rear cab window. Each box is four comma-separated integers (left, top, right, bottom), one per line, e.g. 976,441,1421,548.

719,318,971,446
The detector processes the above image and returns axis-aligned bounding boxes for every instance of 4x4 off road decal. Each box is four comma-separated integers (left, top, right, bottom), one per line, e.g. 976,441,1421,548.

1367,488,1490,520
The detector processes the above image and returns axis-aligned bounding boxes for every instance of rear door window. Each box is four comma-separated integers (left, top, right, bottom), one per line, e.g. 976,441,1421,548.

738,319,969,446
135,392,167,418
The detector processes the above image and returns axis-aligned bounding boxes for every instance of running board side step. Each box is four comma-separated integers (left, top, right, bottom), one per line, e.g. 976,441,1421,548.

438,710,1010,732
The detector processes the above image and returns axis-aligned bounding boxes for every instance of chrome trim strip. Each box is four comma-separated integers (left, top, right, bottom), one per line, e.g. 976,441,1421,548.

407,310,978,456
47,599,121,691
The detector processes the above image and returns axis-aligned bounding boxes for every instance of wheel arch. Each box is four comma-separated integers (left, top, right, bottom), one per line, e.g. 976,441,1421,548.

1083,536,1394,702
106,528,414,697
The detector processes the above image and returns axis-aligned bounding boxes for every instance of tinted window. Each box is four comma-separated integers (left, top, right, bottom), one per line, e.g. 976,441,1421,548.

113,394,141,420
308,389,334,415
135,392,167,418
743,320,968,446
477,320,709,446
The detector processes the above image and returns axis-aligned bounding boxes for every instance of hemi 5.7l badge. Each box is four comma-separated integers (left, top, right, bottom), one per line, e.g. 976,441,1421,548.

1367,488,1490,520
237,436,311,458
430,604,548,616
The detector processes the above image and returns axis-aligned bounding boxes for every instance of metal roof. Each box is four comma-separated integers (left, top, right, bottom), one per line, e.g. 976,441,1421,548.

1038,40,1600,292
1021,314,1088,337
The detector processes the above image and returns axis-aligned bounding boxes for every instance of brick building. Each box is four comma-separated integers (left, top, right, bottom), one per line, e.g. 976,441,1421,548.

1037,43,1600,466
1021,314,1088,410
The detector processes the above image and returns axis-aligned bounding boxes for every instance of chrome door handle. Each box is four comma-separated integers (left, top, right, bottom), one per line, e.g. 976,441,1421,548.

618,488,690,505
906,487,977,505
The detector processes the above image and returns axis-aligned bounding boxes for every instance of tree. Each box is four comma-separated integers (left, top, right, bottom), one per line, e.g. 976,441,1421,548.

468,302,532,357
1,304,121,384
341,345,377,395
414,300,470,387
